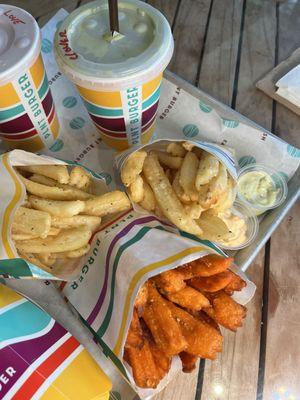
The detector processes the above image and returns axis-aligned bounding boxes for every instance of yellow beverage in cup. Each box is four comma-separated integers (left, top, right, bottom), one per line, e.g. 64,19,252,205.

54,0,173,151
0,5,60,152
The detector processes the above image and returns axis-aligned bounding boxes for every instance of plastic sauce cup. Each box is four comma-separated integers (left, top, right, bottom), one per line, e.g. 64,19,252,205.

0,4,60,152
54,0,174,151
213,200,259,251
237,164,288,215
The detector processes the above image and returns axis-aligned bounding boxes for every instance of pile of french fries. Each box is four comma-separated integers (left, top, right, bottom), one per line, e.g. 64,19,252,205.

124,254,247,388
120,142,237,242
12,164,130,273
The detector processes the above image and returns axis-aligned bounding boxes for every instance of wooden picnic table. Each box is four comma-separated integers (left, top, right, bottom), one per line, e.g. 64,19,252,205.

10,1,300,399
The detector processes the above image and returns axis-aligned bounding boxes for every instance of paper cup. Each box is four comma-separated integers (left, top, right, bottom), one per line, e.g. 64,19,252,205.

54,0,174,150
0,5,60,152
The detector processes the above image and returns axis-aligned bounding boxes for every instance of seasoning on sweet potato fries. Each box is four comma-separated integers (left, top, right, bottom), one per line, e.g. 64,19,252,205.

124,254,247,388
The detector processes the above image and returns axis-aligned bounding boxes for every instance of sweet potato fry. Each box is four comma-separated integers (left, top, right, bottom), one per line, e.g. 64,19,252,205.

168,301,223,359
164,286,210,310
140,318,171,380
179,352,198,373
203,291,247,331
152,269,186,294
134,282,149,313
188,271,233,292
124,339,161,388
224,271,247,293
177,254,233,278
125,309,144,350
141,284,187,356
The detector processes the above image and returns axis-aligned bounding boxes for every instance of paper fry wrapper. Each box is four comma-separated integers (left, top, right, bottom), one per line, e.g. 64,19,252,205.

0,282,112,399
62,209,256,399
0,149,106,280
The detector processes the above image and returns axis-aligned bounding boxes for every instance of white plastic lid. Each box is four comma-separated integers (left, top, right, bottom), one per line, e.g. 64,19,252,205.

0,5,41,85
54,0,174,90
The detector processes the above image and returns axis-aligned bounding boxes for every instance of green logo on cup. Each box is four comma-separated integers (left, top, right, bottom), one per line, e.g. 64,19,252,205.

222,118,239,128
70,117,85,129
238,155,256,168
41,38,52,53
49,139,64,152
183,124,199,138
63,96,77,108
199,100,212,113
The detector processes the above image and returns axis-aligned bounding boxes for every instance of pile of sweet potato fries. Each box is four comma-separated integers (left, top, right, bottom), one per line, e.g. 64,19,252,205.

124,254,247,388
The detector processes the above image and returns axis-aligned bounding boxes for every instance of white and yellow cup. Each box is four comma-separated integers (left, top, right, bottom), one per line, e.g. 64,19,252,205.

0,5,60,152
54,0,173,151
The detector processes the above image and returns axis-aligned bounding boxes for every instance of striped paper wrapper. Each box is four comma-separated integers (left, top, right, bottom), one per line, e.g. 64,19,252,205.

0,282,112,400
61,209,256,398
0,149,106,280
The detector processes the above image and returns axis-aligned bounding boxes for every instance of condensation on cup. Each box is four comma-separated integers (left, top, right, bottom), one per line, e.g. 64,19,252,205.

54,0,174,151
0,5,60,152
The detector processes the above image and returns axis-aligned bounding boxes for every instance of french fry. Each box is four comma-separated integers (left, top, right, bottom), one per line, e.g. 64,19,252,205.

164,286,210,310
184,203,203,219
177,255,233,278
182,142,195,152
179,351,198,372
36,253,56,267
48,227,60,236
179,152,199,201
197,212,231,241
188,271,233,292
19,175,92,200
15,226,92,254
128,175,144,203
212,177,236,213
208,162,228,196
29,195,85,217
53,244,90,258
12,207,51,238
139,178,156,211
172,171,191,204
148,337,171,380
51,215,101,232
204,291,247,331
29,173,93,199
29,173,56,186
168,300,223,359
143,154,202,236
155,151,183,169
195,152,219,189
18,165,69,184
69,166,91,190
141,284,187,356
166,142,187,157
18,251,52,272
12,233,39,241
121,151,147,187
197,183,218,209
83,191,131,217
